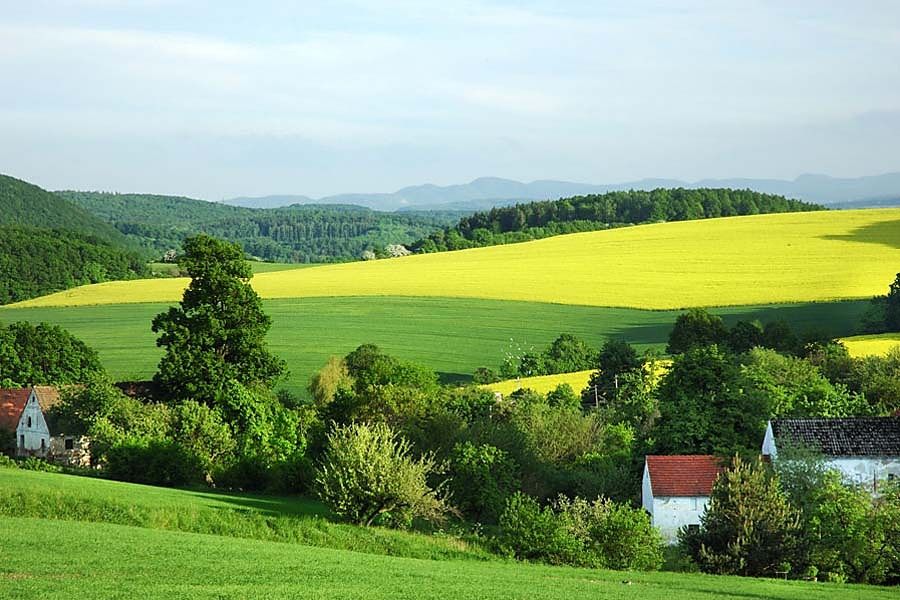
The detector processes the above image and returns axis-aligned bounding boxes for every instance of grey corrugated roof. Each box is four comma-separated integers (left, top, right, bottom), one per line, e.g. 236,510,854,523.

771,417,900,457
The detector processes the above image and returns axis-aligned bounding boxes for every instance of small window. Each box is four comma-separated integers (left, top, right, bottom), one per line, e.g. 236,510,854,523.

65,438,74,450
687,524,700,534
27,416,32,428
40,439,45,451
19,435,24,448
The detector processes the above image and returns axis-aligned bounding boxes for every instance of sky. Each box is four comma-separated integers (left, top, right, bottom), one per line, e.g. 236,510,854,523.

1,1,899,200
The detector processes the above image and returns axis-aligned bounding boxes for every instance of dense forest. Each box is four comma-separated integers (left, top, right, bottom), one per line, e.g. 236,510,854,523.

59,191,464,263
0,226,149,304
0,175,132,246
411,188,824,252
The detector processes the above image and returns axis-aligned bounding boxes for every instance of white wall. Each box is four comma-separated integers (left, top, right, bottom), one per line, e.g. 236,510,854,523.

826,457,900,491
651,496,709,544
15,390,51,456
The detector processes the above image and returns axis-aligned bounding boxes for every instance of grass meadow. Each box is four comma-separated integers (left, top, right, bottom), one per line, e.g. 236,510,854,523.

841,333,900,357
0,297,868,396
10,209,900,310
0,470,893,600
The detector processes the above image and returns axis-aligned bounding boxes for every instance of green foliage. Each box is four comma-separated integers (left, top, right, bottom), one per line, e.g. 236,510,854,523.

739,348,865,417
316,422,448,527
808,475,900,584
498,493,662,570
0,321,105,386
170,400,236,479
472,366,500,384
885,272,900,331
448,442,520,523
0,226,148,304
105,439,201,487
413,188,822,253
681,456,801,577
307,356,352,408
667,309,729,354
654,346,766,456
583,339,642,406
59,190,460,263
546,384,581,411
509,334,598,378
152,235,286,404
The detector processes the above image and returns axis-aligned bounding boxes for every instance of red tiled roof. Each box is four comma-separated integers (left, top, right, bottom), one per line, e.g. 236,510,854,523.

646,455,723,497
0,388,30,431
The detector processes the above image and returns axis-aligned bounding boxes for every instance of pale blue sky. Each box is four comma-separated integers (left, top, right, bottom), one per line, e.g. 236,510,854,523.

1,1,898,199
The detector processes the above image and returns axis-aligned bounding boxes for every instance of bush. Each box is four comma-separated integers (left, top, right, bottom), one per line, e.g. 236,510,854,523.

316,422,448,528
18,457,62,473
557,496,663,570
497,493,663,570
496,492,581,565
473,367,500,384
448,442,519,523
105,439,201,487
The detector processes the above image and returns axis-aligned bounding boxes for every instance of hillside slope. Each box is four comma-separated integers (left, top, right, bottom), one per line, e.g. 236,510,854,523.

59,191,462,263
11,209,900,310
0,175,129,245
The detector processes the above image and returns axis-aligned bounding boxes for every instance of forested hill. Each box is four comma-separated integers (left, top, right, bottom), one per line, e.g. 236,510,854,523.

410,188,824,252
0,175,149,305
59,191,464,263
0,174,130,246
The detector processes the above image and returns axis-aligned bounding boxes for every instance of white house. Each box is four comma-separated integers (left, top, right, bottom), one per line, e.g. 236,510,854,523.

642,455,723,543
762,417,900,492
0,387,60,457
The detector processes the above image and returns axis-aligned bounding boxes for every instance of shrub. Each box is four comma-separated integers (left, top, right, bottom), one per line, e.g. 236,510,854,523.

316,422,448,528
105,439,201,487
497,493,663,570
473,367,500,384
448,442,520,523
496,492,580,565
18,457,62,473
557,496,663,570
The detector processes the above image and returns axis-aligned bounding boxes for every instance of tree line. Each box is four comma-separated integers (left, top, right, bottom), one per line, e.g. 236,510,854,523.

59,191,462,263
411,188,823,252
0,226,149,305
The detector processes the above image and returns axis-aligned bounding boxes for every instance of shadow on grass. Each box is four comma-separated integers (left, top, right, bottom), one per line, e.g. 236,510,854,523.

821,218,900,249
185,489,331,519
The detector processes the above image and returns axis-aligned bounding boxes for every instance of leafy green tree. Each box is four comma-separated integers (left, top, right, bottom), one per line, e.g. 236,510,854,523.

666,309,729,354
727,320,764,353
546,384,581,411
448,442,520,523
170,400,236,480
316,422,448,527
307,356,352,408
804,472,899,584
582,339,641,406
542,334,598,374
680,456,801,577
654,346,766,456
761,320,801,355
152,235,285,404
0,322,104,387
739,347,866,417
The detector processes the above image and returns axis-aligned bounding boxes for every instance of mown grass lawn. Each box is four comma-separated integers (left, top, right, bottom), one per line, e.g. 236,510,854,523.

11,209,900,310
0,516,892,600
0,297,867,396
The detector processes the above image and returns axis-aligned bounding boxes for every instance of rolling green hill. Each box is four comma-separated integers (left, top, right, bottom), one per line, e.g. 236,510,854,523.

1,469,891,600
0,175,149,304
0,175,129,245
59,190,464,263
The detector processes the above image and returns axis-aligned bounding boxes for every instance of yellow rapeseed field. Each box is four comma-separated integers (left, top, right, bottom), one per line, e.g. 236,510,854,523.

484,370,594,397
840,333,900,357
10,208,900,310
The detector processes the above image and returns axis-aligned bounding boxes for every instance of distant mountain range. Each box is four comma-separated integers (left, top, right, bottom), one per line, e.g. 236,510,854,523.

223,173,900,212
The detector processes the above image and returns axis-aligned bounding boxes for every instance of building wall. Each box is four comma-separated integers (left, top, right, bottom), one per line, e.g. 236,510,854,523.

48,435,91,468
641,463,653,514
826,457,900,491
651,496,709,544
15,391,50,456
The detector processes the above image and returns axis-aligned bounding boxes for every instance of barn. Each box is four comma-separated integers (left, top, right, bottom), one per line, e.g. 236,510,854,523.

762,417,900,493
0,387,59,457
642,455,723,543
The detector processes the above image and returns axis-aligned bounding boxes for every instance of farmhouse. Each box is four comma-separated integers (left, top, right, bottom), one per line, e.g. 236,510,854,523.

762,417,900,492
0,386,89,465
0,387,58,457
642,455,723,543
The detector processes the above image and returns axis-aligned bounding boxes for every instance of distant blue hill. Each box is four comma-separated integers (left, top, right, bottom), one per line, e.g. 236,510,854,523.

224,172,900,212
